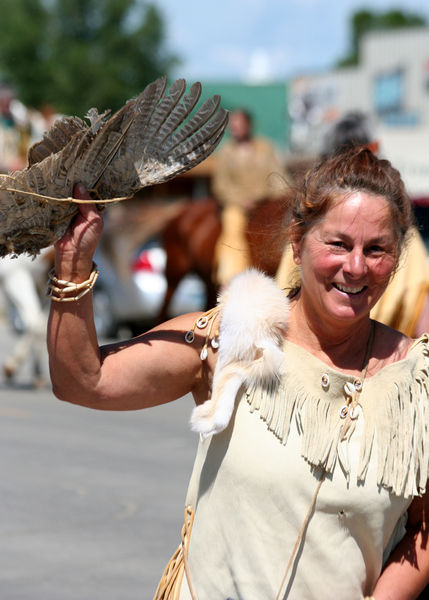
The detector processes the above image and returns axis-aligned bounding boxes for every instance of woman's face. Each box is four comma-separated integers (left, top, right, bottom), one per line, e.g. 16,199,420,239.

292,191,398,326
229,112,251,142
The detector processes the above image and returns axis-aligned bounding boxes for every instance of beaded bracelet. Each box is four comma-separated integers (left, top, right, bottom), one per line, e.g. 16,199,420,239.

46,263,99,302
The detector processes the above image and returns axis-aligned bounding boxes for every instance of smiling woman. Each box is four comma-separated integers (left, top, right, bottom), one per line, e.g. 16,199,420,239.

286,146,413,369
287,146,412,343
47,145,429,599
292,191,398,326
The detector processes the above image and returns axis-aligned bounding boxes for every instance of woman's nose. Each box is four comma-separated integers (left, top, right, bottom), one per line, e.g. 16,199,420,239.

343,249,367,277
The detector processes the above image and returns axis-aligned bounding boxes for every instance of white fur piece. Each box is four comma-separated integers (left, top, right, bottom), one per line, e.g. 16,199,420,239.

190,269,289,436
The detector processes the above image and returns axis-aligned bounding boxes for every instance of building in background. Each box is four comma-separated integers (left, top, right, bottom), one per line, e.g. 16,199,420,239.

199,81,289,154
288,26,429,199
172,81,290,199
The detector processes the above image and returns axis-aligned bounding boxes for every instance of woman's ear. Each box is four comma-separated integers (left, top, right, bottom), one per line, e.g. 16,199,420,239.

289,220,302,265
291,239,301,265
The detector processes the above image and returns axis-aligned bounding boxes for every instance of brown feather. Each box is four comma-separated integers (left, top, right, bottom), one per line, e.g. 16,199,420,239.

0,77,228,257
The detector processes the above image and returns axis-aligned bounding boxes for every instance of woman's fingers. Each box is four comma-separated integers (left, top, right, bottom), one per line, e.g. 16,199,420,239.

72,183,100,220
53,184,104,279
73,183,92,201
70,183,104,235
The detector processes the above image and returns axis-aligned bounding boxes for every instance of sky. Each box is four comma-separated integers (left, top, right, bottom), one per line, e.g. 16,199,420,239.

154,0,429,83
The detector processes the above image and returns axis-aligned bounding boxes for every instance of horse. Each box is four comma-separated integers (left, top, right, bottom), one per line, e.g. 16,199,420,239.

158,196,289,322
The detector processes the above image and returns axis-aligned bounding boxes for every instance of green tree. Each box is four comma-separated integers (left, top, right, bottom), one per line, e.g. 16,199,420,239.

0,0,179,115
337,9,427,68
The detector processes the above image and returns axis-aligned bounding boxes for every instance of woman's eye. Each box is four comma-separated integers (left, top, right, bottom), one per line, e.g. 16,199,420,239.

330,241,346,249
366,245,384,255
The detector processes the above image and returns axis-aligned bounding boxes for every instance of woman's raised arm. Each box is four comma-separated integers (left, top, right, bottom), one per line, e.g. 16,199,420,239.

47,184,215,411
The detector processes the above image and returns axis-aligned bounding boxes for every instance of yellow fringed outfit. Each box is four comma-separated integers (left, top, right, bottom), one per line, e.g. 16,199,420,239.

212,137,284,286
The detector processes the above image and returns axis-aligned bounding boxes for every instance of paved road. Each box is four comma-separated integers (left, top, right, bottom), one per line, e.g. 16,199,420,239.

0,323,199,600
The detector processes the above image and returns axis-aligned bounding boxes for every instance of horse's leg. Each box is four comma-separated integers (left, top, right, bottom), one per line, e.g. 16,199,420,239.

158,218,191,323
158,260,190,323
204,278,218,311
189,206,221,309
158,282,178,323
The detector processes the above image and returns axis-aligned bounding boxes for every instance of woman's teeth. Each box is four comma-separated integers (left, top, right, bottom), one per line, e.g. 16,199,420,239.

335,283,365,294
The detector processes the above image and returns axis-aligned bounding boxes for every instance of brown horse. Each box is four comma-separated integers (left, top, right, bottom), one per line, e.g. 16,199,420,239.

158,196,289,321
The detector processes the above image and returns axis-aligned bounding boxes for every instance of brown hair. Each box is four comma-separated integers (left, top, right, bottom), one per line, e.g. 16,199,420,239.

289,145,413,254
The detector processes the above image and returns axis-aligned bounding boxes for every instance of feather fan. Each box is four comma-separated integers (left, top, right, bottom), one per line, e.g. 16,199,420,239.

0,77,228,257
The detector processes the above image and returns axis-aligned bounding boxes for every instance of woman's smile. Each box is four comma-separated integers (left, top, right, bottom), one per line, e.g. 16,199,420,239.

332,282,367,295
292,191,398,326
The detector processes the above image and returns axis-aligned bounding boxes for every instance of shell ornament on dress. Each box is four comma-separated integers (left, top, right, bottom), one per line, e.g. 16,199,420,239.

0,77,228,257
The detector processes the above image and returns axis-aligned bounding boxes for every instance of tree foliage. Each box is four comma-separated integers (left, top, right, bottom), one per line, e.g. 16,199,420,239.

337,9,427,68
0,0,179,115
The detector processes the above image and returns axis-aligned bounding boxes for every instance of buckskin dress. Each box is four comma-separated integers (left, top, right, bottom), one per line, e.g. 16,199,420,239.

175,270,429,600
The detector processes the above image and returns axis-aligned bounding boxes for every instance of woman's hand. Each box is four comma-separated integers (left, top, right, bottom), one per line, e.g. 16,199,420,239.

54,184,104,282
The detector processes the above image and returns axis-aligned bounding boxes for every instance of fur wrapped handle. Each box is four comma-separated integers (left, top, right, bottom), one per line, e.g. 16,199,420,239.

189,269,289,437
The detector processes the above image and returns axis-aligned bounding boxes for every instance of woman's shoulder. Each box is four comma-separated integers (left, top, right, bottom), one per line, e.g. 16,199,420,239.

370,320,428,377
163,309,220,373
372,320,411,362
135,311,219,373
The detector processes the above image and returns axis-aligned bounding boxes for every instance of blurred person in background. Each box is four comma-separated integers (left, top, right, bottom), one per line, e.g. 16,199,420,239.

0,251,50,388
0,84,25,172
212,108,286,286
0,84,62,175
276,110,429,338
320,111,380,158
